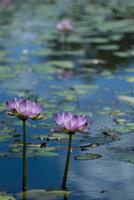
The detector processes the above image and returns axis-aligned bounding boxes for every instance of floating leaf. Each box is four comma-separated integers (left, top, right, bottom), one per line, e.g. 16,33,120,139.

28,150,59,157
73,84,99,95
109,147,134,164
87,37,109,44
114,51,134,57
91,133,114,143
112,153,134,163
32,49,84,56
0,193,16,200
74,153,102,160
123,76,134,83
118,95,134,104
17,189,69,200
97,44,119,50
0,152,7,158
78,59,106,65
45,61,74,69
0,134,12,142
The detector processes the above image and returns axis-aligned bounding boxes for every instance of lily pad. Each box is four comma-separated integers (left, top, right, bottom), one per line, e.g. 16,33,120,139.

45,61,74,69
17,189,70,200
97,44,119,50
0,152,7,158
0,134,12,142
28,149,59,157
118,95,134,104
73,84,99,95
0,193,16,200
109,147,134,164
8,143,59,158
74,153,102,160
112,153,134,163
114,51,134,57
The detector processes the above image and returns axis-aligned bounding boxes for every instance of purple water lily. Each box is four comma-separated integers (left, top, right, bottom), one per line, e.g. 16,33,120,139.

54,112,88,133
56,19,73,32
54,112,89,189
6,98,43,192
6,98,42,120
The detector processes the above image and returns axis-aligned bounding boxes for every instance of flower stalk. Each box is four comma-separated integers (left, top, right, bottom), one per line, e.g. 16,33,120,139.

54,112,89,189
61,132,73,189
22,120,27,192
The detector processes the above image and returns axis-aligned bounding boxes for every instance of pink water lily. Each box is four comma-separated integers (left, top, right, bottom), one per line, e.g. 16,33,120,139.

6,98,42,120
56,19,73,32
54,112,88,133
54,112,89,189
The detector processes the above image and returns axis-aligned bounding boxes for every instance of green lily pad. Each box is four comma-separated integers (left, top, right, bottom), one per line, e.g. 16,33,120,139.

97,44,119,50
88,135,117,145
9,148,22,153
109,34,123,41
118,95,134,104
0,193,16,200
112,153,134,163
0,152,7,158
45,61,74,69
53,89,76,101
78,59,106,65
74,153,102,160
8,142,59,157
88,37,109,44
31,133,68,141
48,133,69,140
0,103,5,112
32,49,84,56
114,51,134,57
115,123,134,134
27,149,59,157
123,76,134,83
0,134,12,142
109,147,134,164
17,189,70,200
73,84,99,95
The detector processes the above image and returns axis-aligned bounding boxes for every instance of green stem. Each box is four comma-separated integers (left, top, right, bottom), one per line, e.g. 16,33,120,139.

22,120,27,195
61,133,73,189
64,194,68,200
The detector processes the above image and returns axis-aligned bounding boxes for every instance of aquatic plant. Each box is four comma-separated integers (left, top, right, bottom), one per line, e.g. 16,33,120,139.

6,98,42,120
54,112,89,189
6,98,42,192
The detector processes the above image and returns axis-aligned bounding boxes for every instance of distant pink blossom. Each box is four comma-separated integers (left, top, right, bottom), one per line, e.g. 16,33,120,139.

2,0,11,6
56,19,74,32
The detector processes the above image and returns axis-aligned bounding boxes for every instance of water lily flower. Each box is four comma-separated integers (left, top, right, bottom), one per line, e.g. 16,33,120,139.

54,112,89,189
56,19,73,32
6,98,42,120
6,98,43,192
54,112,88,133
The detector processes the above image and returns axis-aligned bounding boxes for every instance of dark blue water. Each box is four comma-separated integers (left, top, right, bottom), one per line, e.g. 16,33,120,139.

0,0,134,199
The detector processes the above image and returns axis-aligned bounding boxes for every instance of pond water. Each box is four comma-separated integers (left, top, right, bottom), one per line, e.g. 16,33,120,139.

0,0,134,199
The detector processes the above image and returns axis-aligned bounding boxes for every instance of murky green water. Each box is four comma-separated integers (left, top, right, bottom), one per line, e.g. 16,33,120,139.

0,0,134,199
